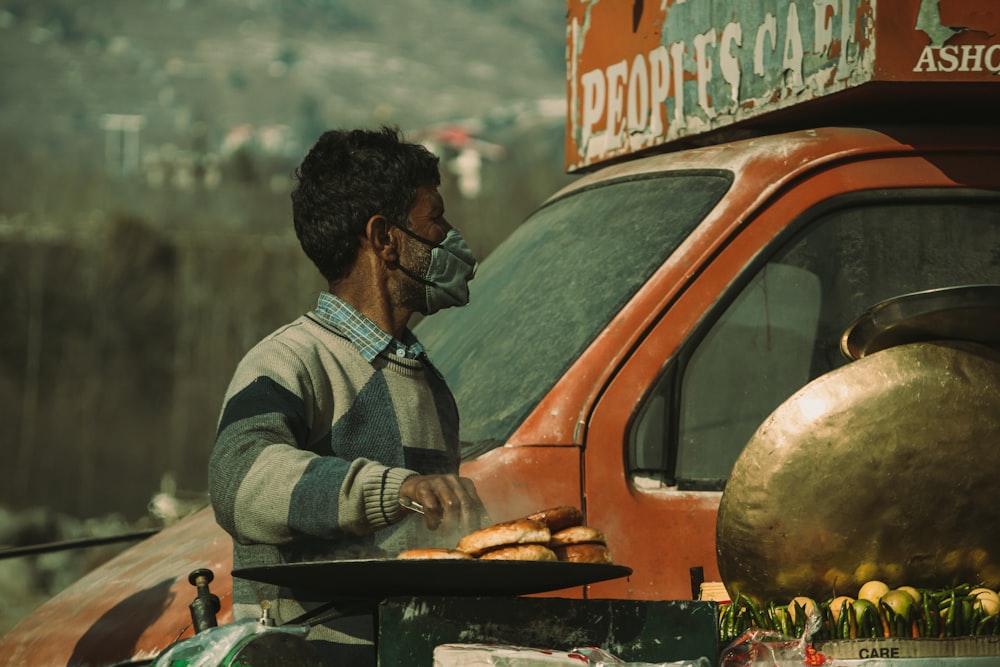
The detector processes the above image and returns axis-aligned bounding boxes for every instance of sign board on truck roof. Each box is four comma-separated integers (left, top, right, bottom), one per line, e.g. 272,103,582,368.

566,0,1000,172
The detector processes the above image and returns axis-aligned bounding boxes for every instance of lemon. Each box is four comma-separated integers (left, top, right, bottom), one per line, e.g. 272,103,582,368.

970,588,1000,618
853,598,877,620
896,585,922,606
788,596,818,623
881,590,914,618
829,595,855,624
857,580,890,606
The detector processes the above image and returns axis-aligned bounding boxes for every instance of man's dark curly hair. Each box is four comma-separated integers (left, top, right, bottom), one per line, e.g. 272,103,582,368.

291,126,441,282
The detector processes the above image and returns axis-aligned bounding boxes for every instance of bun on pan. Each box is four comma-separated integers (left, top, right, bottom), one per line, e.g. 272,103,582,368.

552,543,613,564
523,506,584,533
549,525,606,547
397,548,473,560
477,543,558,561
455,519,550,557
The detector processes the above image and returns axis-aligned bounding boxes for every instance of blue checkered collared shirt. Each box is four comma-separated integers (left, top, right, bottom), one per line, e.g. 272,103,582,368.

312,291,425,363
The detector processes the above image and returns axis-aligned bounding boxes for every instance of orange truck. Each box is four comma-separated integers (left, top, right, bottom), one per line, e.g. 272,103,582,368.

2,0,999,664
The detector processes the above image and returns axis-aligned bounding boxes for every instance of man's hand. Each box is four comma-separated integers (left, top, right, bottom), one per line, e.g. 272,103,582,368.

399,474,490,535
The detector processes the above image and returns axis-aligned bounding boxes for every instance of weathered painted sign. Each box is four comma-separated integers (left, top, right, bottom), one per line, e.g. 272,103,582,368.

566,0,1000,171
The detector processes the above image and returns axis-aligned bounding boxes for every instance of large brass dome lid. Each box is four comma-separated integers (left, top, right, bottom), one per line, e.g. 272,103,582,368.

716,338,1000,603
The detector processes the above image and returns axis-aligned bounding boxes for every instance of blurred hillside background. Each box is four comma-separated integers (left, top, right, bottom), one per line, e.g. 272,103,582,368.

0,0,573,630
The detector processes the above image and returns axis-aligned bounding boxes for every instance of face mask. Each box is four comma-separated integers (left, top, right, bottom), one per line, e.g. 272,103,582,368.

393,224,477,314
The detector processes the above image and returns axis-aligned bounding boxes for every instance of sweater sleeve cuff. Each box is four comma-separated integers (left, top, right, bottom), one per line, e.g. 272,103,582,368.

364,466,418,529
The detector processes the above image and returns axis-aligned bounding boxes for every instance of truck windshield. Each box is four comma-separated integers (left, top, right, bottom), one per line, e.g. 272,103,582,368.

415,171,732,451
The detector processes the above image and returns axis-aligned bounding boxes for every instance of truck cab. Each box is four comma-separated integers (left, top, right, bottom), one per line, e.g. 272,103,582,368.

433,0,1000,601
440,123,1000,602
2,0,999,663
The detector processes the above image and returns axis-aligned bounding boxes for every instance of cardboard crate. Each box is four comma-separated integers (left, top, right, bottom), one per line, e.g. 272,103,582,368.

817,636,1000,660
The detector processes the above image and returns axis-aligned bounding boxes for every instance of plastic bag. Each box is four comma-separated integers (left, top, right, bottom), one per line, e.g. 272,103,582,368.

432,643,712,666
573,646,713,666
151,619,310,667
719,613,829,666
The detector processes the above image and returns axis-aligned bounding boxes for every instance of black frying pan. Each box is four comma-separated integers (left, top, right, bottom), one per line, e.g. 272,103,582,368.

233,559,632,599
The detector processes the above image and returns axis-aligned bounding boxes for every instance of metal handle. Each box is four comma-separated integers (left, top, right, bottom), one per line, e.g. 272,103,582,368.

399,497,424,514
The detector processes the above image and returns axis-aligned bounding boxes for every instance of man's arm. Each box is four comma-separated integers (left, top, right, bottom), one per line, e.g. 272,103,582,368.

400,473,489,535
208,338,415,545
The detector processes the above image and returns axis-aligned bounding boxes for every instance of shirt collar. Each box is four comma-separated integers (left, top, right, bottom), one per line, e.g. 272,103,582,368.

313,291,424,363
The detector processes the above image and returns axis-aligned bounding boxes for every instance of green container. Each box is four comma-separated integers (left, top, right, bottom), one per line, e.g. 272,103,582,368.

377,596,719,665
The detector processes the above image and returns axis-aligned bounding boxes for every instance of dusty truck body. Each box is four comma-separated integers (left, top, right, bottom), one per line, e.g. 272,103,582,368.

3,0,1000,664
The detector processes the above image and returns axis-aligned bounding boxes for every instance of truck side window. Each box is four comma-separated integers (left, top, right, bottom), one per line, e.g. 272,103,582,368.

676,262,821,487
630,194,1000,491
630,263,820,486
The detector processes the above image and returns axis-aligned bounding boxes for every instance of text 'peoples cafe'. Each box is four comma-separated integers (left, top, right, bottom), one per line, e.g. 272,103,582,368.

566,0,1000,171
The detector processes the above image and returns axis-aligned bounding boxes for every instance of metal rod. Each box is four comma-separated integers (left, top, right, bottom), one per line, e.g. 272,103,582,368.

399,497,425,515
0,528,160,559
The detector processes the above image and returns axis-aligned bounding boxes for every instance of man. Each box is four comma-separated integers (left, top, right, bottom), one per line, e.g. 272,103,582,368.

208,127,487,662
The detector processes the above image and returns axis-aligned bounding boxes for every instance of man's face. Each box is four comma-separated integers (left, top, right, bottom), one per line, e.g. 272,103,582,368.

390,185,451,313
407,185,451,243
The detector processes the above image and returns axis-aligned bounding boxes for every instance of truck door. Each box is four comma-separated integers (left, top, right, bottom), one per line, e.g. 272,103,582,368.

583,144,1000,602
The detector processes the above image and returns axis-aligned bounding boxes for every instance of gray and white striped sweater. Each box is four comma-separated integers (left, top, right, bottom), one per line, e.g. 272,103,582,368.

208,312,460,630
